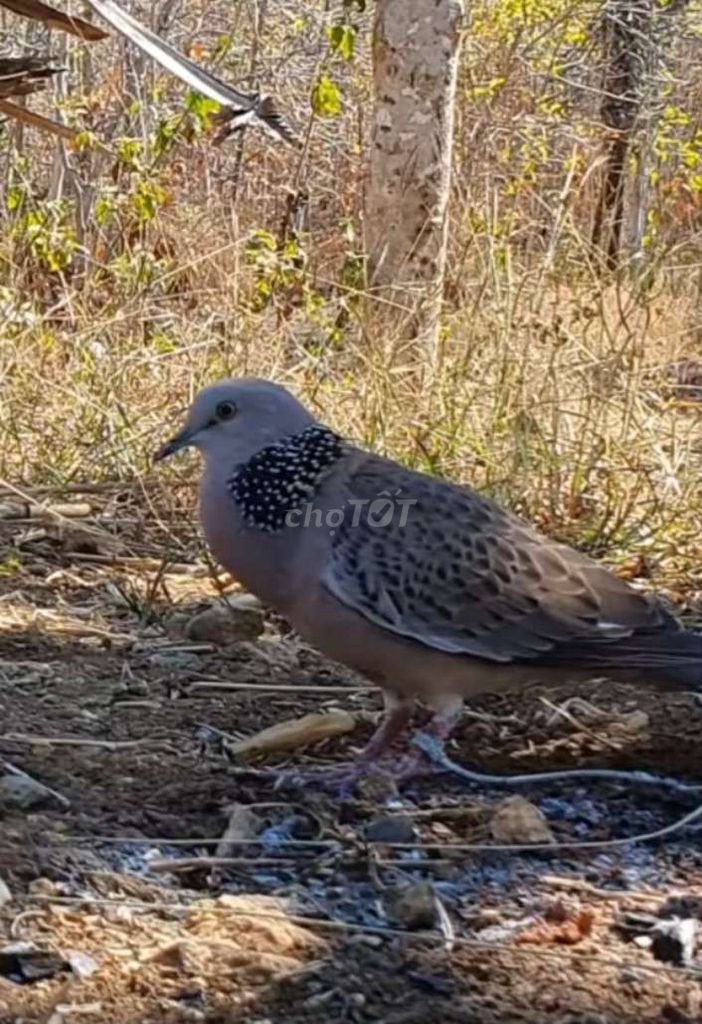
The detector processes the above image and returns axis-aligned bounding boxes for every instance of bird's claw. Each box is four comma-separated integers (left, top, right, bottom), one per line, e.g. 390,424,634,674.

270,762,368,797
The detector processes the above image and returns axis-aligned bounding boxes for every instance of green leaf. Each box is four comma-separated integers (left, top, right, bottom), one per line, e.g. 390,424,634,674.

312,75,342,118
329,24,356,61
186,91,222,129
6,185,24,213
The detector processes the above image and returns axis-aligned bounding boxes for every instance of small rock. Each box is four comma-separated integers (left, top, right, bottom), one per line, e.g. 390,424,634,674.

384,881,438,931
224,593,264,613
0,878,11,907
125,677,150,697
49,1003,102,1023
0,946,70,983
61,527,102,555
217,803,263,854
27,878,62,897
163,612,189,639
490,795,555,845
66,950,99,979
651,918,698,966
0,773,49,811
365,815,416,844
355,771,399,804
344,934,383,948
160,999,205,1022
185,604,264,645
232,637,299,671
149,651,202,672
660,895,702,919
475,920,530,944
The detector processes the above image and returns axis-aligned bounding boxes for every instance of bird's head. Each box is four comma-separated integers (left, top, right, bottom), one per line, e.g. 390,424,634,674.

154,378,316,466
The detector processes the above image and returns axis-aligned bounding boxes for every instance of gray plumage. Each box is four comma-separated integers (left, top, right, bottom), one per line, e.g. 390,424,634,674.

156,379,702,777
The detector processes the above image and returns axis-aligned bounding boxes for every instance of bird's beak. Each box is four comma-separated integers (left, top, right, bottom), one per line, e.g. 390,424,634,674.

153,429,195,462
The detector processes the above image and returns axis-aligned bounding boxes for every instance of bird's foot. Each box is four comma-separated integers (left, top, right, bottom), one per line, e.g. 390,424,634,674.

271,759,399,798
388,733,451,782
271,736,455,794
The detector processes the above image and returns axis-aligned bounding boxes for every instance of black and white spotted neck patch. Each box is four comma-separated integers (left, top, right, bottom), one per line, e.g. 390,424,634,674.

228,425,344,532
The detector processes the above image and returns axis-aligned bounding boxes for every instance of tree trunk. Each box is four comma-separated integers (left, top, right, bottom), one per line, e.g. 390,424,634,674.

592,0,655,272
364,0,464,359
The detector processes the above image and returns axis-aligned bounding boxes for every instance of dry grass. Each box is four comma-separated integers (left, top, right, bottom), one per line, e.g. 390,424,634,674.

0,0,701,590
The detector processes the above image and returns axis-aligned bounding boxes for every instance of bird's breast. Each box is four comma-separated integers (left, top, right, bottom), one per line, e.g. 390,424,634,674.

198,472,318,611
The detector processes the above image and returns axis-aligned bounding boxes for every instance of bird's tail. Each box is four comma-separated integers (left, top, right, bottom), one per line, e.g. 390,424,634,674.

542,627,702,689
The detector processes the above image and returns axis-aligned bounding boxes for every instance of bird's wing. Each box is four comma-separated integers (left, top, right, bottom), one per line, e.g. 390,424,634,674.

213,94,300,147
85,0,256,109
321,455,671,663
1,0,107,40
86,0,297,145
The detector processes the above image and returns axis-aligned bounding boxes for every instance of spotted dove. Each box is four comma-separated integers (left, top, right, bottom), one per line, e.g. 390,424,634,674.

156,379,702,786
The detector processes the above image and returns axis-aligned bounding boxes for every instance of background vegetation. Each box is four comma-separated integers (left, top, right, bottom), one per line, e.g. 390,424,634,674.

0,0,701,592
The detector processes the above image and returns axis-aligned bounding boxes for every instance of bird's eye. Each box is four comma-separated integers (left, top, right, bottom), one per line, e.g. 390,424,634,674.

215,401,237,421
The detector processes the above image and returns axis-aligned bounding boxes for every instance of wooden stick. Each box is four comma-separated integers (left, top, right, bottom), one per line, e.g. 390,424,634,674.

1,759,70,808
0,98,77,140
1,734,172,751
188,680,372,695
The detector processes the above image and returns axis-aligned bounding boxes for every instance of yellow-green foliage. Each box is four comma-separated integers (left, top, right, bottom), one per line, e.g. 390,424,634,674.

0,0,700,592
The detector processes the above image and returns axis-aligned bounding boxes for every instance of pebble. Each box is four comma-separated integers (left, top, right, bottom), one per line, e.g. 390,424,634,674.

356,771,400,804
490,795,555,845
0,773,49,810
384,881,438,931
651,918,698,966
224,593,264,613
149,651,202,672
365,814,416,844
344,934,383,948
185,604,264,645
66,950,99,979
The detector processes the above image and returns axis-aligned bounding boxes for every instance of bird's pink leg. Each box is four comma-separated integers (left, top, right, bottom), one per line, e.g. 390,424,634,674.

274,693,416,794
357,692,416,764
395,694,464,782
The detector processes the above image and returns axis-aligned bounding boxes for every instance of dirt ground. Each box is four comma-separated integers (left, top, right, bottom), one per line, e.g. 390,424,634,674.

2,491,702,1023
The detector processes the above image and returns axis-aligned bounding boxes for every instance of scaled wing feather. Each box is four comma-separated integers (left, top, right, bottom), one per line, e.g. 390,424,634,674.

322,456,669,664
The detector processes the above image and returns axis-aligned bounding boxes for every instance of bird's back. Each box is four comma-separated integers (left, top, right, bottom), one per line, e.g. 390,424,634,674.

316,449,702,690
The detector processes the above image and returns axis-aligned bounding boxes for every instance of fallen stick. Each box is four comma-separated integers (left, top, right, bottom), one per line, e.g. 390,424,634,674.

1,759,70,808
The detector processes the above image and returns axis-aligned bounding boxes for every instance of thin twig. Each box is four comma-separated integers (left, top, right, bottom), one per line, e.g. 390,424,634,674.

1,734,173,751
539,695,622,752
61,834,335,848
413,734,702,796
149,856,309,872
188,680,372,695
541,875,664,904
0,483,125,496
66,553,203,573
